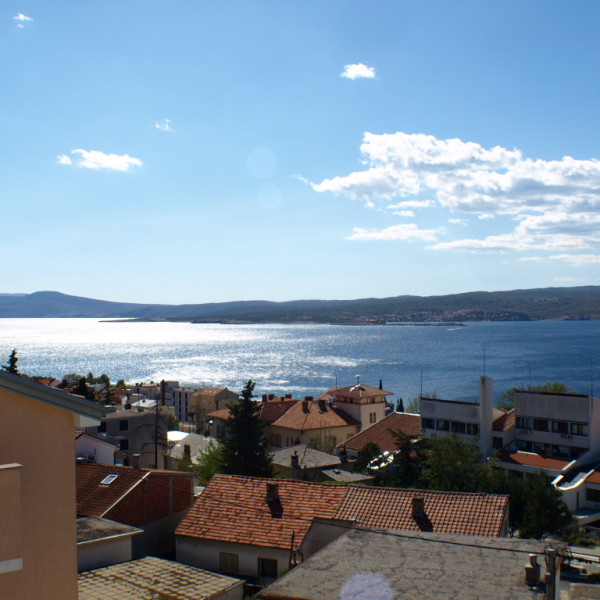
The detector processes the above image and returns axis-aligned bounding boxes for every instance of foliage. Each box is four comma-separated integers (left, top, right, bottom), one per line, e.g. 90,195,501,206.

405,396,420,414
497,382,577,411
73,377,95,401
167,413,180,431
354,442,381,474
220,380,273,478
421,434,483,492
389,429,425,488
308,435,337,454
178,440,224,485
2,349,19,374
396,398,404,412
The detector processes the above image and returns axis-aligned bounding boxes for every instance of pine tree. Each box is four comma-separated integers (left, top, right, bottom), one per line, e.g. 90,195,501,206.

2,349,19,374
220,380,273,477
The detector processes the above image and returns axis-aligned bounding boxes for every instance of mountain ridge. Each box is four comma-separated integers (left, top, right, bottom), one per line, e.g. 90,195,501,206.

1,287,599,323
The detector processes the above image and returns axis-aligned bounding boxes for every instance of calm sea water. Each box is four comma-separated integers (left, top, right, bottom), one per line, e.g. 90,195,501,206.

1,319,599,403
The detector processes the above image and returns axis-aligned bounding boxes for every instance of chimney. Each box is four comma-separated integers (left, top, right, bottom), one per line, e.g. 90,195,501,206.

132,454,141,469
161,379,166,406
412,496,425,517
266,482,280,503
262,394,268,402
302,400,309,413
184,444,191,459
285,393,292,399
318,399,326,412
524,554,541,587
304,396,313,402
291,451,300,469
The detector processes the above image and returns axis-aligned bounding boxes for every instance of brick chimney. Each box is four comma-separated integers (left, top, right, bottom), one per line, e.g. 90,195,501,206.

291,451,300,469
266,482,280,503
412,496,425,517
132,454,141,469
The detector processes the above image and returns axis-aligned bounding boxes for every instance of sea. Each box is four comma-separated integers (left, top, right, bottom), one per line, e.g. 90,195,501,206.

1,318,599,404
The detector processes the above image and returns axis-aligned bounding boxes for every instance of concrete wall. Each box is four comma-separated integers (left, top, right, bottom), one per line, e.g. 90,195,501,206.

0,389,79,600
177,536,289,584
77,535,133,572
0,463,23,574
76,435,116,465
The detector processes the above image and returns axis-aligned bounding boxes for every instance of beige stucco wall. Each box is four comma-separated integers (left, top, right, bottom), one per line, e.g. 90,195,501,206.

269,424,358,449
0,388,79,600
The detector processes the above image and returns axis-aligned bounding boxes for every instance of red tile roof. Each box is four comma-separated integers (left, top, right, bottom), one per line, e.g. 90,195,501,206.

340,412,421,453
176,474,347,551
335,486,508,537
497,451,570,471
493,410,516,432
320,384,392,400
584,471,600,485
206,407,231,420
261,398,296,424
76,463,149,518
272,401,359,431
176,475,509,549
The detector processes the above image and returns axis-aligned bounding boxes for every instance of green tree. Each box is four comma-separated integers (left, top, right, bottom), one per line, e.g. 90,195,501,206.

2,349,19,374
389,429,425,488
421,434,483,492
354,442,381,474
74,376,95,401
220,380,273,478
178,440,224,485
167,413,180,431
405,396,420,414
497,382,576,411
396,398,404,412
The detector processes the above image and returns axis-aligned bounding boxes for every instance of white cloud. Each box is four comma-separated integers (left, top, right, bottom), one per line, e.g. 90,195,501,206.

312,131,600,254
13,13,33,28
153,119,172,132
548,254,600,266
348,223,442,242
394,210,415,217
449,218,467,226
340,63,376,80
57,149,142,172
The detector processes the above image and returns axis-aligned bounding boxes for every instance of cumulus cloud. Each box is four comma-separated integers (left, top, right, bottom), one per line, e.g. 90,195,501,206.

57,149,142,172
153,119,172,132
394,210,415,217
312,131,600,258
548,254,600,266
340,63,376,79
348,223,442,242
13,13,33,28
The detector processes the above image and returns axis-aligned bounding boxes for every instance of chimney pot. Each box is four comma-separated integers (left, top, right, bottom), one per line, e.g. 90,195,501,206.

524,554,541,587
262,394,268,402
132,454,141,469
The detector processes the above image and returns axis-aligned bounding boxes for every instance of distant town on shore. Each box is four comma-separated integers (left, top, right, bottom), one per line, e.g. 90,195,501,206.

1,286,600,323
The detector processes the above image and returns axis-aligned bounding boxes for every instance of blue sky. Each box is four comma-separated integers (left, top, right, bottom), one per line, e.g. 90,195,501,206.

3,1,600,304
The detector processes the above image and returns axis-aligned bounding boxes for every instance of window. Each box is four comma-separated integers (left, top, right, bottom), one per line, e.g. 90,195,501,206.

421,418,435,430
492,436,503,450
258,558,278,579
516,417,531,430
119,439,129,451
100,474,118,486
587,488,600,502
571,423,588,436
451,421,466,434
436,420,450,431
551,445,569,459
466,423,479,436
369,412,377,423
119,419,129,431
552,421,568,434
533,442,551,456
516,439,532,452
97,421,106,433
219,552,238,574
533,419,548,432
271,434,282,447
571,446,586,459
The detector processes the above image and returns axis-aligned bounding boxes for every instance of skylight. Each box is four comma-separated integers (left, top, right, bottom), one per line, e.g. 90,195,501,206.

100,474,118,485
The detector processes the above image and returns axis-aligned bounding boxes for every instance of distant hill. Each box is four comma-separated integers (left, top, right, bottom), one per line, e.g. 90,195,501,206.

1,287,599,322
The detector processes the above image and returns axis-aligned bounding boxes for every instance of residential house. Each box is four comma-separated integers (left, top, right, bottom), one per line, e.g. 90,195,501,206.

319,383,393,431
186,387,238,426
271,444,342,479
75,431,117,465
0,370,104,600
85,404,169,468
78,556,244,600
165,431,216,471
338,411,421,460
175,474,509,583
76,462,196,558
76,517,142,572
257,528,564,600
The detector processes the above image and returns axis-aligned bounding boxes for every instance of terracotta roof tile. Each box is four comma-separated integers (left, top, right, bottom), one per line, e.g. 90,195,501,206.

206,407,232,420
176,474,347,551
340,412,421,453
261,398,296,424
498,451,570,471
76,463,149,518
177,475,509,550
272,401,359,431
320,384,392,400
585,470,600,485
335,486,508,537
